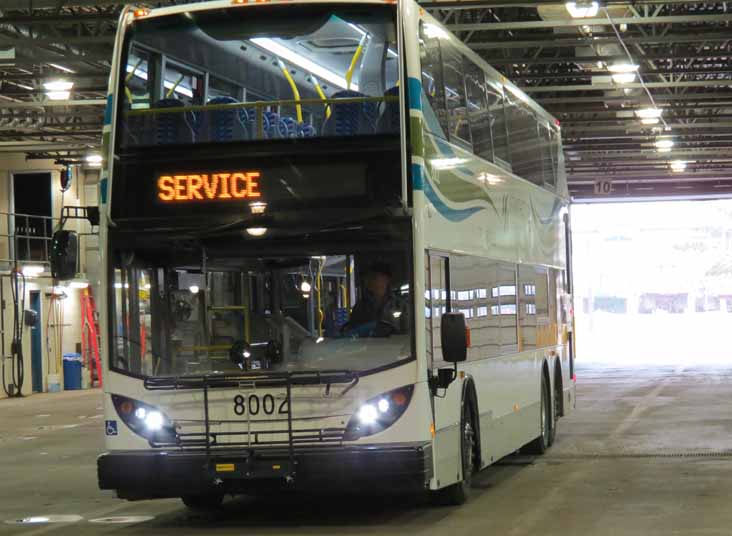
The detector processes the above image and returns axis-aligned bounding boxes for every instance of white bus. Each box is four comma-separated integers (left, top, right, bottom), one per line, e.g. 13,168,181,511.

54,0,575,507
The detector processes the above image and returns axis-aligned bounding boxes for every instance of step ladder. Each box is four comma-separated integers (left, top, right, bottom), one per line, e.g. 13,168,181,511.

80,287,102,388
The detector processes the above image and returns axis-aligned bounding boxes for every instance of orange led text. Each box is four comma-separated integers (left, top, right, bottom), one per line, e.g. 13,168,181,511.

157,172,261,202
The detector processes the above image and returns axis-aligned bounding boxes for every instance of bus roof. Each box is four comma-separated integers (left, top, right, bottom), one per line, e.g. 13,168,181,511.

127,0,398,22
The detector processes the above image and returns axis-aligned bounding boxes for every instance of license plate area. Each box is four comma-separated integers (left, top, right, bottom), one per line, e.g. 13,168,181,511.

212,457,295,480
228,389,290,421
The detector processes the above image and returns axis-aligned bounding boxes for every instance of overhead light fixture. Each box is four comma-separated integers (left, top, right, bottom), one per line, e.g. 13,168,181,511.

608,63,638,74
422,23,450,40
85,154,103,167
641,117,660,125
246,227,268,237
69,280,89,289
636,107,663,119
565,1,599,18
655,138,674,152
44,79,73,100
670,160,687,173
21,264,44,277
48,63,75,74
189,285,200,294
611,72,636,84
251,38,355,91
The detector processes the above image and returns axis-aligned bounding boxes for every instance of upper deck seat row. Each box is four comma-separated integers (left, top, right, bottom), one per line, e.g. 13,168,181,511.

122,88,400,146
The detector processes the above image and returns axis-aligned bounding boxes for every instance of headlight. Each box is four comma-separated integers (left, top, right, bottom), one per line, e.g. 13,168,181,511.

344,385,414,440
111,394,177,445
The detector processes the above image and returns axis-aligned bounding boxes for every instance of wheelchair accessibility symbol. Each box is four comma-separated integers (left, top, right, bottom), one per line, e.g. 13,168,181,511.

105,420,118,436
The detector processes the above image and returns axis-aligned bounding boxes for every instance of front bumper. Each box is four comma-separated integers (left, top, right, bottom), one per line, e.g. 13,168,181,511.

98,443,433,500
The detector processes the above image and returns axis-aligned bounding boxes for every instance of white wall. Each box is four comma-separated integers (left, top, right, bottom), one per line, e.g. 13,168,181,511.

0,154,100,398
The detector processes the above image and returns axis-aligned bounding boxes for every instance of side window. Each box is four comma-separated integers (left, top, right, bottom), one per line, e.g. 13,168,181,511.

486,78,511,169
419,22,448,138
427,254,448,365
451,256,500,360
441,41,471,148
497,263,518,354
505,85,543,186
534,266,550,347
464,59,492,161
125,46,156,110
518,264,537,349
540,122,556,188
161,61,204,105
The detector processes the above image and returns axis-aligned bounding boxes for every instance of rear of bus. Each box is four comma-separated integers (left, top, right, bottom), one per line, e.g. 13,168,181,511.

97,0,432,502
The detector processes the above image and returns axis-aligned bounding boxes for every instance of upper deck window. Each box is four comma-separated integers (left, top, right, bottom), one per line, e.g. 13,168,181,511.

117,5,399,149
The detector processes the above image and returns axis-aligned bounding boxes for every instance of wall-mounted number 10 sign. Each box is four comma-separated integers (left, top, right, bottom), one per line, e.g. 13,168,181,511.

594,179,612,195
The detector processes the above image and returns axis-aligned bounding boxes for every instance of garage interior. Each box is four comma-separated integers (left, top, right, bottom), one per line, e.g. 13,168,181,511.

1,0,732,534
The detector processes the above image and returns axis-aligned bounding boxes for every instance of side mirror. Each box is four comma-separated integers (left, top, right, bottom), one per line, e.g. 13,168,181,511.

441,312,467,363
50,230,78,281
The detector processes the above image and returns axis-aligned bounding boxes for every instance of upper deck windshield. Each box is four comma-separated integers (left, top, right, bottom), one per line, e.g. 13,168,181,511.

110,237,412,378
117,5,400,149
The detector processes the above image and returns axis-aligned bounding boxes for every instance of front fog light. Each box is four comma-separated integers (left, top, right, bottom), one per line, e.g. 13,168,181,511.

345,385,414,440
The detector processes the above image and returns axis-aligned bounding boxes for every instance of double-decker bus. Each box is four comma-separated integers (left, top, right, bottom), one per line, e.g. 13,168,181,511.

58,0,575,507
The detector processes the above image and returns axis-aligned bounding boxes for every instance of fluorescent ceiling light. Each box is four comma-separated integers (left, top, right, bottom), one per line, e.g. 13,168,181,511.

44,79,73,100
22,264,44,277
655,139,674,150
86,154,102,167
251,38,355,91
431,157,469,170
69,281,89,289
565,1,599,18
48,63,75,74
607,63,638,74
641,117,660,125
636,107,663,119
422,23,450,40
611,72,636,84
670,160,686,172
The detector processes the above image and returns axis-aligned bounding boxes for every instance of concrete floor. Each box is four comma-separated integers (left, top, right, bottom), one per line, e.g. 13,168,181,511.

3,363,732,535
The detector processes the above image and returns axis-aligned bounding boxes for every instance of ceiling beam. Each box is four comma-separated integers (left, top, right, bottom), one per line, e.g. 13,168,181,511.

470,32,732,50
0,99,106,109
481,51,732,66
447,13,732,32
524,80,732,93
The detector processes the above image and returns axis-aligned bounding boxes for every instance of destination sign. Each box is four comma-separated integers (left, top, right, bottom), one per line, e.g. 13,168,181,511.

157,171,261,202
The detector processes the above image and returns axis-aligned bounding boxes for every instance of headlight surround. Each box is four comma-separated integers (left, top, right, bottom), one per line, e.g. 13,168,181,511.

344,385,414,440
111,394,177,445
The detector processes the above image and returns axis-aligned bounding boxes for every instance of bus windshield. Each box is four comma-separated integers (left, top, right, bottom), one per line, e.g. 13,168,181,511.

118,4,400,148
110,244,412,378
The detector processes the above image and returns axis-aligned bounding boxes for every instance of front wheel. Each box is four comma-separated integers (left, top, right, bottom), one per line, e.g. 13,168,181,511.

432,401,477,506
181,493,224,511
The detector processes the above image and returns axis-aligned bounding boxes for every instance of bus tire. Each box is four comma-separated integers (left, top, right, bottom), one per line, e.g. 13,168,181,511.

522,373,550,455
181,493,224,510
432,398,477,506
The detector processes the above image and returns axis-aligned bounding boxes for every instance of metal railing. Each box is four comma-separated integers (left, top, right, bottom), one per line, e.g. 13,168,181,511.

0,211,55,269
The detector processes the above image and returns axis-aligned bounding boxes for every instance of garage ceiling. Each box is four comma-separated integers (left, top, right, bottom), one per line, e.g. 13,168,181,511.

0,0,730,199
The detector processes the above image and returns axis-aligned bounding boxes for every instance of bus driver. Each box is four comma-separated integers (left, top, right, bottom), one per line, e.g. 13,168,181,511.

341,263,407,337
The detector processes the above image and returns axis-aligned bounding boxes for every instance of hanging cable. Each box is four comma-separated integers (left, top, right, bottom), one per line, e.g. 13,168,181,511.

3,267,26,397
602,7,670,131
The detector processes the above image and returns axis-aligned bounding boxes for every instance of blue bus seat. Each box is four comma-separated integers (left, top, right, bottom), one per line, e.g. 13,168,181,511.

377,86,400,133
198,96,249,143
322,90,376,136
153,98,195,145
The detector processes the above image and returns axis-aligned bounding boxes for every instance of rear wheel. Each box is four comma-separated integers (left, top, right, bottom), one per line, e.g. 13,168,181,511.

523,375,550,455
181,493,224,511
549,372,561,446
433,400,477,506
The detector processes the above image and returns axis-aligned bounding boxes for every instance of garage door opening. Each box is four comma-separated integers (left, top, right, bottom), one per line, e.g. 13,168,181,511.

572,200,732,366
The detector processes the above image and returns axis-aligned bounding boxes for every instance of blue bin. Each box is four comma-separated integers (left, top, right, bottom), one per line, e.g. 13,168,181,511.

63,353,83,391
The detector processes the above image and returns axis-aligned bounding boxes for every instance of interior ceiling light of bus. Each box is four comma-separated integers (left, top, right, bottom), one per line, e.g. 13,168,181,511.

251,38,355,90
670,160,687,173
